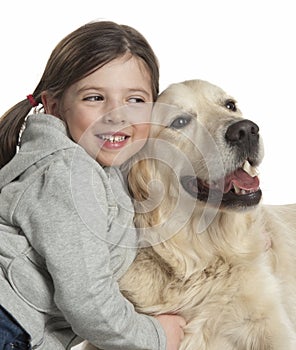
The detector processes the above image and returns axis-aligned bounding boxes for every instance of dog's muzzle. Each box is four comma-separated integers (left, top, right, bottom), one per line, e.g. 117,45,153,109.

181,119,262,209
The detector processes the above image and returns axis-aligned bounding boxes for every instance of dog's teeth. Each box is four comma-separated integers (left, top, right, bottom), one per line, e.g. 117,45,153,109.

242,161,259,177
233,184,241,194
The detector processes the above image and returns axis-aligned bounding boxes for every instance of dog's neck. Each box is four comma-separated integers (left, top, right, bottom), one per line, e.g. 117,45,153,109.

146,205,269,279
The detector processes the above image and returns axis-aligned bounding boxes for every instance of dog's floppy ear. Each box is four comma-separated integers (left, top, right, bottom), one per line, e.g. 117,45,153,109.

127,157,154,202
126,156,164,228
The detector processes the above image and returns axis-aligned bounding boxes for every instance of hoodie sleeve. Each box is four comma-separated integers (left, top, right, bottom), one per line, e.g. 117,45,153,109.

13,148,166,350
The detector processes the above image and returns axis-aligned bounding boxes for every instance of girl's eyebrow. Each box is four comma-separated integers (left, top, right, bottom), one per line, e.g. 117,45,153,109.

77,85,151,97
76,85,102,93
127,88,151,97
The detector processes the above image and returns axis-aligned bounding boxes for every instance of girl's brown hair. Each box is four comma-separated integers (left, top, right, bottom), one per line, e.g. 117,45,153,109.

0,21,159,169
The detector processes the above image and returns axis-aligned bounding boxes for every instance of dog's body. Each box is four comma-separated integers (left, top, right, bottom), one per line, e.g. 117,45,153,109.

86,80,296,350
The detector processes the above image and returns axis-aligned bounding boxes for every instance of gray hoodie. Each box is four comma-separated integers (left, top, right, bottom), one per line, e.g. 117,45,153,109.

0,114,165,350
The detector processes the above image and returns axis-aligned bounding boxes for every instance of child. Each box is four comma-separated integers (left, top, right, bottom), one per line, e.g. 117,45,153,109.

0,21,185,350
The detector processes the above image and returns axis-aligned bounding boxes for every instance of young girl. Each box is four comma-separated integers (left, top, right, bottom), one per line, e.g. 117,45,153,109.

0,21,185,350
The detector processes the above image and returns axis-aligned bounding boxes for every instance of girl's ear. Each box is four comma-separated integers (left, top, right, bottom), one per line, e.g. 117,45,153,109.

41,91,60,117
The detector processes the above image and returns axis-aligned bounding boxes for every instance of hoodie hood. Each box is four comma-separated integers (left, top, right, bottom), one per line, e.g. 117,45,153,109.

0,114,76,190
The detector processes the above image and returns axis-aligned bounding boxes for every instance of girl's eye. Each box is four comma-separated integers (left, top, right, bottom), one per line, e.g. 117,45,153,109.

128,97,145,103
169,115,192,129
225,99,237,112
83,95,104,102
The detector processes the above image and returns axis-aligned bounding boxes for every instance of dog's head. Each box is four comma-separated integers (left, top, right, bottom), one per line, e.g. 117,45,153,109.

127,79,264,226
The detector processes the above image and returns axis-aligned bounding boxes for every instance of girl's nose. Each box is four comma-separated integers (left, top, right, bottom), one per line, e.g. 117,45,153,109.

102,104,127,124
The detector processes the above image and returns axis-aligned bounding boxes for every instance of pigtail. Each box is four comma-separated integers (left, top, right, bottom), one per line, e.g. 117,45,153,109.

0,98,35,168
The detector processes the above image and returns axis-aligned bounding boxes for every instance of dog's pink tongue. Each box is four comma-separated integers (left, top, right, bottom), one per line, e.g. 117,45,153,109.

224,169,259,193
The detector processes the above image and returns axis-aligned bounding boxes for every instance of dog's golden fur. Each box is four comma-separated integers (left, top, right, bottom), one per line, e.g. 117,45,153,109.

87,80,296,350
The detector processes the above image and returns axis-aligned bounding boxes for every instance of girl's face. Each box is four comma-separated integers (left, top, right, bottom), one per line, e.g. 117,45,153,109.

47,54,153,166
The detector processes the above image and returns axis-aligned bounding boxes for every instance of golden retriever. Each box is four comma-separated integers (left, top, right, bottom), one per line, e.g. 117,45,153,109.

86,80,296,350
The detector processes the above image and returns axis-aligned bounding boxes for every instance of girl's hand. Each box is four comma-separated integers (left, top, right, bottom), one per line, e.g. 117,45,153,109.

155,314,186,350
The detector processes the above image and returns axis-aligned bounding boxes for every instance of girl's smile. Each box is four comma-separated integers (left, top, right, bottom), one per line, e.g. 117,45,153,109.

96,132,130,149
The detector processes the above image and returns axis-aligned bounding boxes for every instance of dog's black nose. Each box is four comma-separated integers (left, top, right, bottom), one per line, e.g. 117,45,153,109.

225,119,259,153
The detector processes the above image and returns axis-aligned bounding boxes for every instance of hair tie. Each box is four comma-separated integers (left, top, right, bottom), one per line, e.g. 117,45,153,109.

27,94,38,107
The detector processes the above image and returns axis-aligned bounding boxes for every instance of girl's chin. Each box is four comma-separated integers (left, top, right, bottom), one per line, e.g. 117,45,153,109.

96,150,131,167
97,142,146,167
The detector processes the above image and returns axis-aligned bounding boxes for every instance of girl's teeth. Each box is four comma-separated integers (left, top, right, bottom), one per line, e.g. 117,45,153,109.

101,135,126,142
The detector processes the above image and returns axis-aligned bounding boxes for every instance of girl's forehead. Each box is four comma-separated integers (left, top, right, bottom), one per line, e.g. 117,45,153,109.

100,54,150,76
64,54,153,100
75,55,152,90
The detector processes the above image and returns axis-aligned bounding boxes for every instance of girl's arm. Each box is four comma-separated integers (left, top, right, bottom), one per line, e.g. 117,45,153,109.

13,149,166,350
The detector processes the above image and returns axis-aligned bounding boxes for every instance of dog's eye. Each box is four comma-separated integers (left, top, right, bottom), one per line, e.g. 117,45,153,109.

170,115,192,129
225,99,237,112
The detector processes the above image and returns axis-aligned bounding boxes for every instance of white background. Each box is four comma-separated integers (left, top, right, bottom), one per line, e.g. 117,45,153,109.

1,0,295,205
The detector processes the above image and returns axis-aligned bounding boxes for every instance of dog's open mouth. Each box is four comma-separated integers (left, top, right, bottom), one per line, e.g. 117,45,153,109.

181,160,262,208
